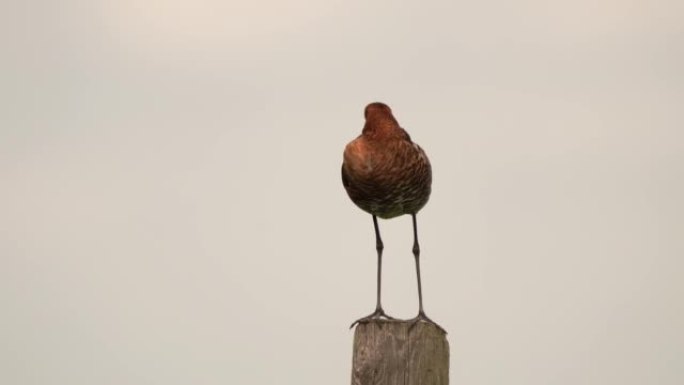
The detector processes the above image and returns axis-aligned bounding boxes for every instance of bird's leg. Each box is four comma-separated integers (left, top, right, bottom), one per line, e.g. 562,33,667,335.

350,215,396,328
407,213,446,333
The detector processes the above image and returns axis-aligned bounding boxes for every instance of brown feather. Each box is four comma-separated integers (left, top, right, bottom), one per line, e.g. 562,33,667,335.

342,103,432,219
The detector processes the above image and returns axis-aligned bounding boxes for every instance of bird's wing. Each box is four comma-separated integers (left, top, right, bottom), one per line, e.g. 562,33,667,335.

341,163,351,188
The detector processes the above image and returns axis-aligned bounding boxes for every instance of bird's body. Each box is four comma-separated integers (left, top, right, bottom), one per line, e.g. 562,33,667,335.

342,102,444,332
341,116,432,219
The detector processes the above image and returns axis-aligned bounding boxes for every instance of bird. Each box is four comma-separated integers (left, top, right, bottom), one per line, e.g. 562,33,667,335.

342,102,444,332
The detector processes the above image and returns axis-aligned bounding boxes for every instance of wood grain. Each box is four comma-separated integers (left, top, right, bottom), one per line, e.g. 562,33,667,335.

351,320,449,385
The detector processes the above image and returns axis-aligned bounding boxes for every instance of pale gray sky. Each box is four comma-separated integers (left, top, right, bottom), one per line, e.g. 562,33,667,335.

2,1,683,384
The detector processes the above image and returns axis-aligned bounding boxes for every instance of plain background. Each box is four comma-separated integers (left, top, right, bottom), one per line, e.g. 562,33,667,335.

2,1,683,384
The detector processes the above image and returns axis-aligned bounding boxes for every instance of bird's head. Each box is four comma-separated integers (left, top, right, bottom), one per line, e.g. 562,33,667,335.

364,102,393,119
362,102,401,137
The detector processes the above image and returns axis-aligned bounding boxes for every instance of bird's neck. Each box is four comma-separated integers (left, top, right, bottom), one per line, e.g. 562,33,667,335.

362,116,402,139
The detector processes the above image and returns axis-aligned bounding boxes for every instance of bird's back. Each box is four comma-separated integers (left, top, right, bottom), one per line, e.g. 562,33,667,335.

342,125,432,219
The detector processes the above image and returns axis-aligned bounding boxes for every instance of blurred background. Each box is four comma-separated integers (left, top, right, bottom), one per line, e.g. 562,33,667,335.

1,1,683,384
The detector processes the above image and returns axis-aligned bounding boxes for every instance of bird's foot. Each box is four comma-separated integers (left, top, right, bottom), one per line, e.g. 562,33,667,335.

407,311,447,334
350,308,397,329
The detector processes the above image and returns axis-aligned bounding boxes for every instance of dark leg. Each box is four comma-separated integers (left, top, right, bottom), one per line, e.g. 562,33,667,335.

350,215,396,328
408,213,446,333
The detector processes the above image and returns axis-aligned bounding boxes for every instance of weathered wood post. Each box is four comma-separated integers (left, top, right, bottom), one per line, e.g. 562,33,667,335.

351,320,449,385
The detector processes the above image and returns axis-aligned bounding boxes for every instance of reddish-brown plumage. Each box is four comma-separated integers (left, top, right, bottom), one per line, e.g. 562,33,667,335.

342,102,432,219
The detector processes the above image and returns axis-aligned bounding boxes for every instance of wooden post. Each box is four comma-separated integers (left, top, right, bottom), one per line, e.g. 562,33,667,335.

351,320,449,385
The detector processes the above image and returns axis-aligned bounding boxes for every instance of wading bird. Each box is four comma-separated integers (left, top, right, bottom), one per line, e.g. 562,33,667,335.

342,102,444,332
